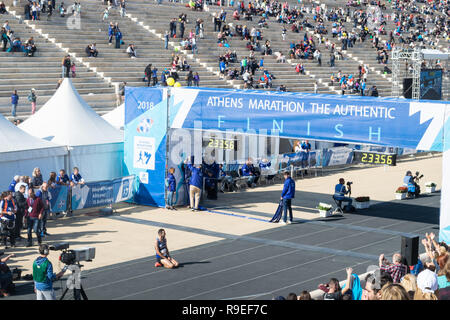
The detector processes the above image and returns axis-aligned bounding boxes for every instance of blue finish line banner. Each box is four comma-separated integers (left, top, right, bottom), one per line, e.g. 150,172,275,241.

169,88,450,152
71,175,135,211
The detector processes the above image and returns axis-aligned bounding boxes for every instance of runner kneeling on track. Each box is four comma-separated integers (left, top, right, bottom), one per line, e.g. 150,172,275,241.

154,229,179,269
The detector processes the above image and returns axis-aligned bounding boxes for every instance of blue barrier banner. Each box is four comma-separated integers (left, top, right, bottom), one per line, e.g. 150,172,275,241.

49,185,68,213
169,88,450,152
71,175,136,210
124,87,168,207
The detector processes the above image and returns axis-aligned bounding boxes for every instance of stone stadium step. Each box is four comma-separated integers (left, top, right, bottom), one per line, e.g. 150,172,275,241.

0,6,117,118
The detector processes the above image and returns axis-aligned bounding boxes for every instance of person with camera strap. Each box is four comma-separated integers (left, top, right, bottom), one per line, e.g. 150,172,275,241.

33,244,67,300
334,178,353,211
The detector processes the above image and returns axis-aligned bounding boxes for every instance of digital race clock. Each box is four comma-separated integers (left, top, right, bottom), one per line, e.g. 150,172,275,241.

203,138,238,151
353,151,397,166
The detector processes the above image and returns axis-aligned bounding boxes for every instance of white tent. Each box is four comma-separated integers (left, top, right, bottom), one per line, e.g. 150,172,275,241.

0,113,67,189
102,103,124,130
19,78,124,182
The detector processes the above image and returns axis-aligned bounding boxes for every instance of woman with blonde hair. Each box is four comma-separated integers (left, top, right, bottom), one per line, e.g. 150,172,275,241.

380,283,410,300
31,167,43,188
400,274,417,299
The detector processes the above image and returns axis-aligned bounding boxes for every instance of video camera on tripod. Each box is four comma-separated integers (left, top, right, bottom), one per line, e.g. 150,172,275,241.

49,243,95,300
49,243,96,265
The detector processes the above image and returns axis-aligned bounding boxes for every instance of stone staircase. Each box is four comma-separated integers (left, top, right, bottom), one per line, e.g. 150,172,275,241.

0,2,116,120
0,0,447,121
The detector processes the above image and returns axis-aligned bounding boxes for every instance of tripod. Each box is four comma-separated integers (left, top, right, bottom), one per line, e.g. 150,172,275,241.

59,263,88,300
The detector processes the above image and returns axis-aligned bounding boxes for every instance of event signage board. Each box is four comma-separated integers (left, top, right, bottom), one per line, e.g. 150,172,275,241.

169,87,448,152
124,87,168,207
49,185,68,213
71,175,135,211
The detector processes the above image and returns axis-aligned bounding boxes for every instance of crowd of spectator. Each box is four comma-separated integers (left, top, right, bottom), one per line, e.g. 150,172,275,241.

197,0,448,94
275,233,449,300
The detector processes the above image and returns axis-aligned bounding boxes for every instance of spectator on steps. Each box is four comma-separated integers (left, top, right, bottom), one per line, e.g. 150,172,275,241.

24,37,37,57
164,30,169,50
115,26,122,49
0,2,7,14
11,90,18,118
144,63,152,86
186,70,194,87
193,72,200,87
71,62,76,78
27,88,37,115
108,22,114,45
85,43,98,57
8,36,24,53
1,27,8,51
151,67,158,86
126,44,136,58
59,2,65,17
64,55,71,77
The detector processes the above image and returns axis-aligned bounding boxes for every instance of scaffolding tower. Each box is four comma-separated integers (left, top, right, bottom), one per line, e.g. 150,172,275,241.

391,47,422,100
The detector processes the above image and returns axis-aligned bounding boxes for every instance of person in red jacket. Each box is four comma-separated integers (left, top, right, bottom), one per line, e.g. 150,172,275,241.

26,189,43,247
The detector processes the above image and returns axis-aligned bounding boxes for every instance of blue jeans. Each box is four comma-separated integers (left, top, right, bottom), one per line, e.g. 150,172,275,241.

282,198,293,222
334,195,352,207
27,217,41,245
246,175,256,187
11,104,17,117
167,191,174,207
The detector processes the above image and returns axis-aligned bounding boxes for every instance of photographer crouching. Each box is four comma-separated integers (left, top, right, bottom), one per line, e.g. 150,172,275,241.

333,178,353,212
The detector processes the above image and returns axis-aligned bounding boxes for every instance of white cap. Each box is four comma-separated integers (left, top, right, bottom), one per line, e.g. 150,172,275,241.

417,269,438,294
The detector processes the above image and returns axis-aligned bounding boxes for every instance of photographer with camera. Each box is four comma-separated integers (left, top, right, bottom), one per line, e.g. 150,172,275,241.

33,244,67,300
333,178,353,211
403,171,422,198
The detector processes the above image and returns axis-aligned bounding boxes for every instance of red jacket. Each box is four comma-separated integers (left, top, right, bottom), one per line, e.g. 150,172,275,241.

26,196,44,218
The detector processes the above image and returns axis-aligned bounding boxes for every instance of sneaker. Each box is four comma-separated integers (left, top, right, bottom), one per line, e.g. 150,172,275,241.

287,220,292,225
279,221,287,225
154,262,163,267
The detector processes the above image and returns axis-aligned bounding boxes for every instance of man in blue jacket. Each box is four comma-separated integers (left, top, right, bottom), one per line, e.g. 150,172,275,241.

334,178,352,207
280,172,295,225
185,159,203,211
33,244,67,300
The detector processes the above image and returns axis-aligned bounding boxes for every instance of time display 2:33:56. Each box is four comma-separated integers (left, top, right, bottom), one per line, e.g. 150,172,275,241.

358,152,396,166
207,138,235,150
